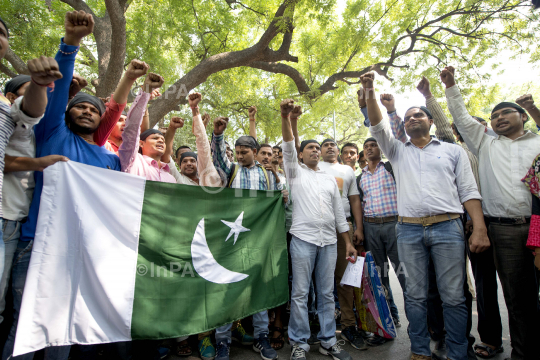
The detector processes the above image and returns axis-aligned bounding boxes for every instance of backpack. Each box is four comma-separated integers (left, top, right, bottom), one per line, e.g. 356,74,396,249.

227,163,270,189
356,162,395,202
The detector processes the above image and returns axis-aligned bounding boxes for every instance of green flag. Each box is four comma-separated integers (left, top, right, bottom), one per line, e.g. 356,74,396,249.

14,162,288,356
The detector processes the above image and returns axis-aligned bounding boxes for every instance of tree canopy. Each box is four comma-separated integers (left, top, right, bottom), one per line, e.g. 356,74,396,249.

2,0,539,147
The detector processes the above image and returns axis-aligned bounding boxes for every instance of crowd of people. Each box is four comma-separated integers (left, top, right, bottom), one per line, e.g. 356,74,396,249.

0,8,539,360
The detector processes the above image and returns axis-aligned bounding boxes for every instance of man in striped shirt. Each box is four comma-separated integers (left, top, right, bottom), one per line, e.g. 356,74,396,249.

211,118,281,360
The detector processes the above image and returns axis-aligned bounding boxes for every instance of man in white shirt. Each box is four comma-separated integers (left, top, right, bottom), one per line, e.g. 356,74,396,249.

0,57,67,326
281,99,357,360
318,139,367,351
363,70,488,360
441,66,540,360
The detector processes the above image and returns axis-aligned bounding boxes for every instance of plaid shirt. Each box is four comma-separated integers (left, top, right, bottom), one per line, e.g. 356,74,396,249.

359,162,398,217
211,133,283,191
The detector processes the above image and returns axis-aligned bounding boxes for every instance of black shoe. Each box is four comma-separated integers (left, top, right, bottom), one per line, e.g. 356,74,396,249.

364,334,386,347
432,337,448,360
308,333,321,345
340,326,367,351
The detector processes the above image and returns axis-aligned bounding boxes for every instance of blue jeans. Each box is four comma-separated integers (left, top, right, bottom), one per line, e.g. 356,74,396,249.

396,219,468,360
215,310,269,343
288,236,337,352
2,239,71,360
1,219,22,324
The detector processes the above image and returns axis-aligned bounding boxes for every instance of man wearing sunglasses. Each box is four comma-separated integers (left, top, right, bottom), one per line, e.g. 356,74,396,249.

442,66,540,360
362,70,488,360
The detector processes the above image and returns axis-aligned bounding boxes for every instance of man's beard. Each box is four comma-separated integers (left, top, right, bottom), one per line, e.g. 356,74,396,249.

68,116,99,135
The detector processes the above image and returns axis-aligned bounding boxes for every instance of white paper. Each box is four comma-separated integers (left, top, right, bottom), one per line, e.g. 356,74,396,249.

339,256,365,288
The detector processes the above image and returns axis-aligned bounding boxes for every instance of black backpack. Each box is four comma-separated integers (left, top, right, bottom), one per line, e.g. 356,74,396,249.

356,162,395,202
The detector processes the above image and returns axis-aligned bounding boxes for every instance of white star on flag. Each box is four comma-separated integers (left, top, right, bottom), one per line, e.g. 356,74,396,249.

221,212,250,245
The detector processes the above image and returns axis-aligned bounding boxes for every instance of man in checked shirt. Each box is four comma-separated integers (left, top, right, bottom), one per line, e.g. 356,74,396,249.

358,137,406,330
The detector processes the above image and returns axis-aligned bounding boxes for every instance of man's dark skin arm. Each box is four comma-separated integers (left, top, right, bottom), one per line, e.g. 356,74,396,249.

289,105,302,154
5,155,69,172
516,94,540,128
349,195,364,250
360,72,383,126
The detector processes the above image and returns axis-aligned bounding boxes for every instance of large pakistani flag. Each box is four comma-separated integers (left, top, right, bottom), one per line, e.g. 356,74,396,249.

14,161,288,356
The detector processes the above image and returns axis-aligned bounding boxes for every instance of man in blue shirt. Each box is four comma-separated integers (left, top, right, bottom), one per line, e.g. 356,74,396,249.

2,10,149,360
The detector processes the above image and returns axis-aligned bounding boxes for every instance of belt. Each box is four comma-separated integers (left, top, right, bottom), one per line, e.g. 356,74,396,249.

399,213,460,227
487,216,530,225
364,216,398,224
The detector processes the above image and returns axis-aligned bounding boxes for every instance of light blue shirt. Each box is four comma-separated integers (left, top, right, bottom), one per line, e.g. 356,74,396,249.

370,120,481,218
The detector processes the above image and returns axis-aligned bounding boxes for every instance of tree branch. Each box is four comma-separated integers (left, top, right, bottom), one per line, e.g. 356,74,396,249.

5,49,29,75
0,63,18,78
59,0,96,15
98,0,127,96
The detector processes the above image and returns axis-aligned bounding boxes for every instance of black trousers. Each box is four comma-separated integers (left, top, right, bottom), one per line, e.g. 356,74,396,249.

489,223,540,360
468,239,503,348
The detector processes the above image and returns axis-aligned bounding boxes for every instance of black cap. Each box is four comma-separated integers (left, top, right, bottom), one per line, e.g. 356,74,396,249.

299,139,320,152
67,93,106,117
140,129,164,141
235,135,259,150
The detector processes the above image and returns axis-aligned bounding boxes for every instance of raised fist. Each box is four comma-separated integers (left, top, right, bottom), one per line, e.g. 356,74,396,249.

170,117,185,129
380,94,396,112
357,88,366,108
516,94,535,110
291,105,302,120
439,66,456,88
125,60,149,81
27,56,63,86
188,92,202,108
280,99,295,118
417,76,432,98
202,113,211,128
150,89,161,101
69,73,87,99
213,116,229,135
360,72,375,89
142,73,164,93
64,11,94,45
248,106,257,120
99,96,111,104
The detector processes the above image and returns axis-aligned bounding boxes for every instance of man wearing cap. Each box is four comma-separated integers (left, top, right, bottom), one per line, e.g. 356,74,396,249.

281,99,357,360
358,136,406,329
2,11,150,360
163,94,222,188
3,75,31,104
441,66,540,360
363,70,488,360
211,114,282,360
318,138,366,351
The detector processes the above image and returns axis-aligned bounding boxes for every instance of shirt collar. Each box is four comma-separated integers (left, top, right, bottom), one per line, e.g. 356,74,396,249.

362,161,384,174
497,131,538,142
405,137,440,148
142,155,170,171
300,162,323,172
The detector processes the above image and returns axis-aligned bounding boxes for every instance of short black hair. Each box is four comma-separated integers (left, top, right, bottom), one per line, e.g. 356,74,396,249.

359,150,365,159
273,145,282,151
176,145,192,157
259,143,273,151
341,142,359,155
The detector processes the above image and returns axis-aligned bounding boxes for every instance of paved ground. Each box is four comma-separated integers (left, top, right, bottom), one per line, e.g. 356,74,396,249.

164,268,512,360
